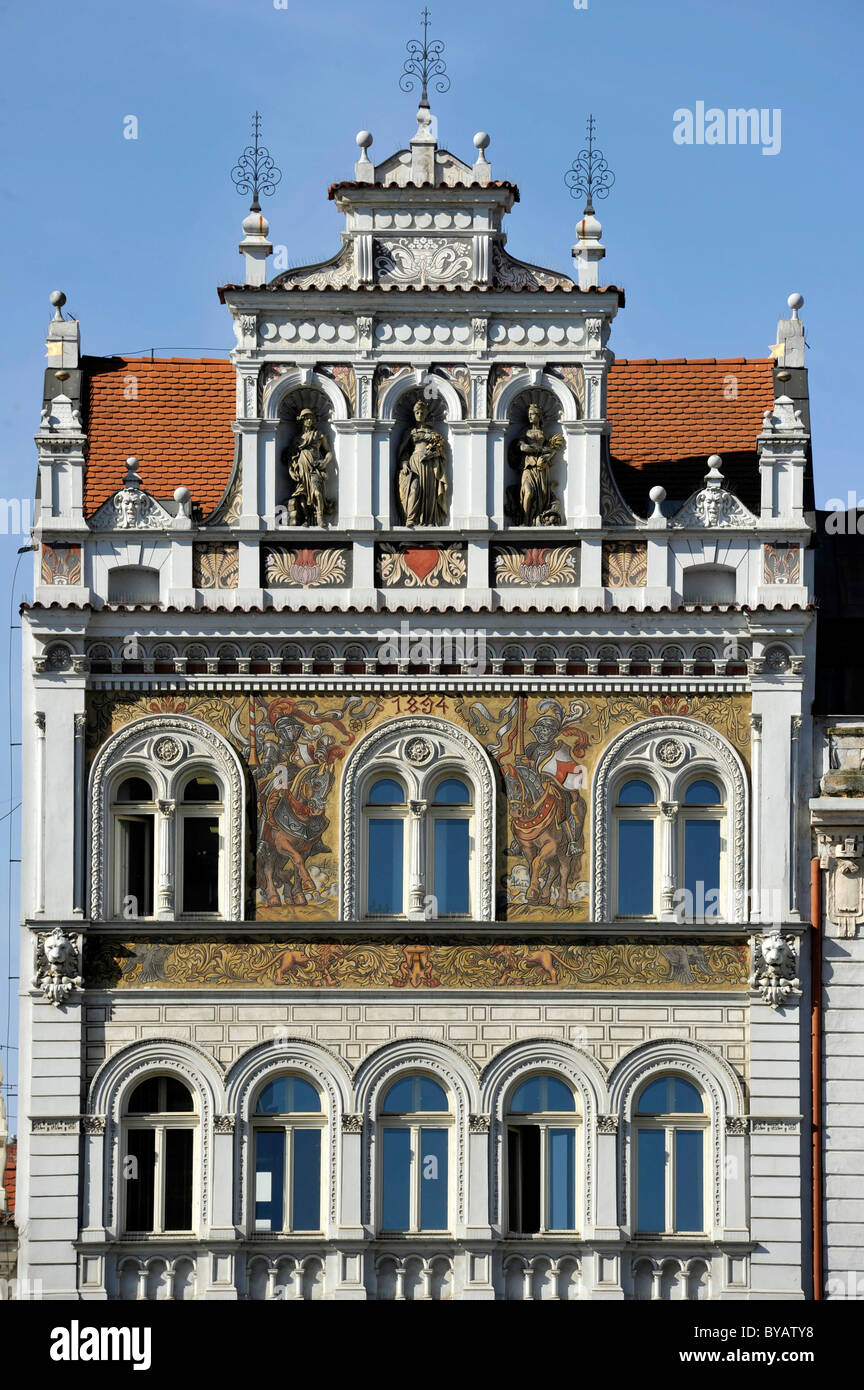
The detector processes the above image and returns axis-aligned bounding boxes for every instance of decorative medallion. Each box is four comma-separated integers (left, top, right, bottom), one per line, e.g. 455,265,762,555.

153,736,182,766
405,737,434,765
656,738,685,767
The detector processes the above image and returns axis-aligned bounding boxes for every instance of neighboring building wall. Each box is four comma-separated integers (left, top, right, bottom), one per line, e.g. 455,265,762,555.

812,718,864,1299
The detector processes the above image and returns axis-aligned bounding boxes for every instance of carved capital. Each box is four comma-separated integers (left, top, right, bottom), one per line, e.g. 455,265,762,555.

82,1115,106,1136
342,1113,363,1134
725,1115,748,1137
214,1115,236,1135
597,1114,619,1136
469,1113,490,1135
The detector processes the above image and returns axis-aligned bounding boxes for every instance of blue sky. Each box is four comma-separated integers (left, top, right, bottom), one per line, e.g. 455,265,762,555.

0,0,862,1127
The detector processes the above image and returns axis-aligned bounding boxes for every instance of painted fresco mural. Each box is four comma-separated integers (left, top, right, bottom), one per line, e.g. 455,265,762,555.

87,935,749,992
87,690,750,923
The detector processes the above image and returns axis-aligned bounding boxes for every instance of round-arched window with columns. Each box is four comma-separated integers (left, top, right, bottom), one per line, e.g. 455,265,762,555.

89,714,246,921
340,717,495,921
591,718,747,924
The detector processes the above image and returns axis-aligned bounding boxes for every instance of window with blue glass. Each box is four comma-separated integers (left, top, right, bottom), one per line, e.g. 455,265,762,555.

615,778,657,917
379,1075,450,1233
430,777,472,916
681,779,724,918
506,1074,579,1234
366,777,406,916
252,1076,323,1234
363,769,475,919
635,1075,706,1234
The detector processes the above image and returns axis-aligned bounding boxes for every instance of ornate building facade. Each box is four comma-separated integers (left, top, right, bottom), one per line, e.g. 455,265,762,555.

15,82,827,1300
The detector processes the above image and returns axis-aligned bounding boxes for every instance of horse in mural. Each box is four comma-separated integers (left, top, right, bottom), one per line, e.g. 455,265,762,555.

259,763,334,906
509,778,586,909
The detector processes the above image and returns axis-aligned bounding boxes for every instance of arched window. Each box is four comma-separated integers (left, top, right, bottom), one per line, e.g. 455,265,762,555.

361,768,475,918
252,1076,324,1234
123,1075,196,1235
379,1076,450,1233
506,1074,579,1235
614,778,658,917
91,714,246,922
344,718,495,921
112,774,156,918
178,774,223,914
430,776,472,916
635,1076,706,1235
681,778,723,915
593,718,746,923
366,777,407,916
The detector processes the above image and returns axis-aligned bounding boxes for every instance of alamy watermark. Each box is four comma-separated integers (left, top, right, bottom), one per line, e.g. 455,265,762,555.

673,102,781,156
376,620,486,674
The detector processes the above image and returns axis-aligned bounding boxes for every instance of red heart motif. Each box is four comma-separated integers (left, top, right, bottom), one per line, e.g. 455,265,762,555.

403,547,440,581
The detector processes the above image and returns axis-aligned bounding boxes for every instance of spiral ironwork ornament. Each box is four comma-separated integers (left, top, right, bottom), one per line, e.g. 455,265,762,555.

231,112,282,212
400,7,450,104
565,116,615,213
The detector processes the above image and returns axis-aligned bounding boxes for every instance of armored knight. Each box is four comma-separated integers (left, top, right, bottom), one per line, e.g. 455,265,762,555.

283,408,333,527
396,398,448,527
507,403,564,526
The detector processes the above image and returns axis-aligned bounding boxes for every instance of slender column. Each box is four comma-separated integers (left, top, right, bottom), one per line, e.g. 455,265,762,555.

523,1263,534,1301
660,802,679,918
408,800,428,918
34,711,46,916
156,800,176,919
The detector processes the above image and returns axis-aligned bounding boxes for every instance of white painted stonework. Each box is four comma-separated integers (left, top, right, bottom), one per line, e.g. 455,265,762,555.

14,100,837,1303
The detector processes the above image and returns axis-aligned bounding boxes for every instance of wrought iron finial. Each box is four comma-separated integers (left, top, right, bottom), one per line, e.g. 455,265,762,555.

565,115,615,214
231,112,282,213
400,8,450,106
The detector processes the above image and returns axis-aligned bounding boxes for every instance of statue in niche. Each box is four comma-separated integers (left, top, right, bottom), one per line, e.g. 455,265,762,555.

396,398,448,527
506,403,564,526
282,407,333,526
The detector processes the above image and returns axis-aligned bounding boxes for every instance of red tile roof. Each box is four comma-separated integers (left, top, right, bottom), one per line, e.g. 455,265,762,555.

83,357,236,518
607,357,775,468
80,354,775,519
2,1141,15,1222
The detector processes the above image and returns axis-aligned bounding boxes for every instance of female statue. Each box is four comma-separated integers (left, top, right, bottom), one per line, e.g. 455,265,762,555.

396,399,448,527
507,403,564,526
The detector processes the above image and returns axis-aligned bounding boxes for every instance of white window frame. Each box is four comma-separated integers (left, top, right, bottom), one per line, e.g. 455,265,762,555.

505,1085,582,1236
122,1077,198,1238
249,1079,326,1237
378,1099,453,1236
175,770,226,919
633,1081,709,1237
341,717,495,922
612,774,661,920
592,718,747,924
90,714,246,922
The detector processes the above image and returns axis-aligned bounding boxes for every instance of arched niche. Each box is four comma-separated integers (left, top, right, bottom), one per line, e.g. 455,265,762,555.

274,385,338,526
391,384,453,529
503,386,568,528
